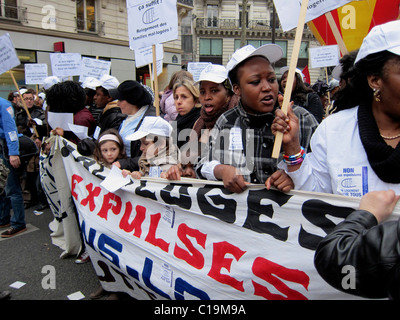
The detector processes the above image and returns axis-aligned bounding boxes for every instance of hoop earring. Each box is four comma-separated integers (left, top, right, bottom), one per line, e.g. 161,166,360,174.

373,88,381,102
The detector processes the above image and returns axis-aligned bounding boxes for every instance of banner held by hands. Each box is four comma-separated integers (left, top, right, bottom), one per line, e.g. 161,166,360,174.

272,0,309,159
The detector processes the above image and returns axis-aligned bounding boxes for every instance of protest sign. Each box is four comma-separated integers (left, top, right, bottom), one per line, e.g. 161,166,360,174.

135,43,163,68
43,136,400,300
80,57,111,82
309,45,340,68
50,52,82,77
24,63,48,85
0,33,20,75
127,0,179,50
273,0,358,32
187,62,211,82
308,0,400,53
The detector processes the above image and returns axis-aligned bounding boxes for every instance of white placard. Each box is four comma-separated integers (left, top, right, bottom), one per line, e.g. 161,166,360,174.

135,43,164,68
0,33,20,75
309,45,340,68
47,111,74,131
79,57,111,82
127,0,179,50
50,52,82,77
24,63,48,84
273,0,358,32
187,62,211,82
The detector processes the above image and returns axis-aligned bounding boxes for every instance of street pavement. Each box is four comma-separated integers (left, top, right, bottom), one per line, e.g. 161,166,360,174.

0,205,100,300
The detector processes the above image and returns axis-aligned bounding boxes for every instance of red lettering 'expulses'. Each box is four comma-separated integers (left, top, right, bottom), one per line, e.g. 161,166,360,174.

252,257,309,300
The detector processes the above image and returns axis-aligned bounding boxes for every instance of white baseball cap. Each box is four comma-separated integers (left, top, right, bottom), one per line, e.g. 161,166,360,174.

98,74,120,91
280,66,306,82
126,116,173,141
226,44,283,73
81,76,101,90
355,20,400,64
195,64,228,85
43,76,61,90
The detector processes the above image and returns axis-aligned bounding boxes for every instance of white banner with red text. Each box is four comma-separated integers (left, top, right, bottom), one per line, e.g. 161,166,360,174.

53,136,398,300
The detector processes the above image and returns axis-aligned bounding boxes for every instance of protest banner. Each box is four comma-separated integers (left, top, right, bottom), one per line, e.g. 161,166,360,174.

135,44,163,68
308,0,400,53
273,0,359,32
309,45,340,69
0,33,20,75
127,0,178,51
127,0,179,116
50,52,82,78
42,136,400,300
24,63,48,85
79,57,111,82
187,62,212,82
0,33,39,135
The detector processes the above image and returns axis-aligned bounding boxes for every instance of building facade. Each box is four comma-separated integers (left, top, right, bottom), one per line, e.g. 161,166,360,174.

183,0,323,84
0,0,324,99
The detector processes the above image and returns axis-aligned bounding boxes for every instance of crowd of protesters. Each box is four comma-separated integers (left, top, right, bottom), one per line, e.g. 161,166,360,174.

1,20,400,300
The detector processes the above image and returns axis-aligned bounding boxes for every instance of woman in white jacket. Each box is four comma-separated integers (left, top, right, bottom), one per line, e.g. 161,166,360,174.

272,20,400,197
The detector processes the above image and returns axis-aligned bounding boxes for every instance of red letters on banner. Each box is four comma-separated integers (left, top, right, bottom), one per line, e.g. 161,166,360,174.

72,174,310,299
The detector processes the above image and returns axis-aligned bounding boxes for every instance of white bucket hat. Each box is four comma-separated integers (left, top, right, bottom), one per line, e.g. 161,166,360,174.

126,116,173,141
81,76,101,90
226,44,283,73
195,64,228,85
99,74,120,91
355,20,400,64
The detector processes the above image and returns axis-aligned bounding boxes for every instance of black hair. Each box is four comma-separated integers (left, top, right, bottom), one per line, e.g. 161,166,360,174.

333,50,399,113
46,80,86,114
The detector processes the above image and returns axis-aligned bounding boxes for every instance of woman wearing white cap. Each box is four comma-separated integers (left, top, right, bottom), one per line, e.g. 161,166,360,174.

196,44,318,193
273,20,400,197
166,64,238,180
309,19,400,302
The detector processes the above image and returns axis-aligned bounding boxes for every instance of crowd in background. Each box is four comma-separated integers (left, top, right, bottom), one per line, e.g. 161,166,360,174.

1,19,400,300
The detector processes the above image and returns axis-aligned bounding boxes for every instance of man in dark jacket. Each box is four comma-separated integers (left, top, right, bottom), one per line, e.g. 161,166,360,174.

314,189,400,299
94,75,126,136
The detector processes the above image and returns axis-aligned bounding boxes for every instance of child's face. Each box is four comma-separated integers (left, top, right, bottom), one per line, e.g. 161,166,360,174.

233,56,279,114
199,81,231,116
174,86,196,116
140,136,166,158
100,141,120,164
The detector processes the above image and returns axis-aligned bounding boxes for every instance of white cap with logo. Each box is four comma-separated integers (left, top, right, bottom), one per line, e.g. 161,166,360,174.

126,116,173,141
355,20,400,64
226,44,283,73
195,64,228,85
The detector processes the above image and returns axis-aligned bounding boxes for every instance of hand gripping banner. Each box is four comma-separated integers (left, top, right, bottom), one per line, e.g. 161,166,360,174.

47,137,400,300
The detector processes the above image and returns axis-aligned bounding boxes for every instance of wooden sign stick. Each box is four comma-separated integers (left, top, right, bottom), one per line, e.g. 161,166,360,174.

152,44,160,116
272,0,310,158
325,11,348,56
9,70,39,137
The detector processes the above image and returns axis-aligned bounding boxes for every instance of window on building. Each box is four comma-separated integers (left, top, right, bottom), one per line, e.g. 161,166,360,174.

199,38,222,64
297,41,309,69
76,0,96,32
0,0,18,19
207,4,218,27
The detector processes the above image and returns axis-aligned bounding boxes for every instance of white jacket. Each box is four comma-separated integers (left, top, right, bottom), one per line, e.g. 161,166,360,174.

279,106,400,197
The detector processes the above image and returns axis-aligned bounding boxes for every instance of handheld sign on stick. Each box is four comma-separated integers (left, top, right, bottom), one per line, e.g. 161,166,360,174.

272,0,309,158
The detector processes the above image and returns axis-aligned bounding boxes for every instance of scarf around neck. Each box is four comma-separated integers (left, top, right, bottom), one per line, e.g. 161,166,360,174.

358,102,400,183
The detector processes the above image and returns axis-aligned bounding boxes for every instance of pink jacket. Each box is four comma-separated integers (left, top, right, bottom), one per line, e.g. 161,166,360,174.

160,89,177,121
